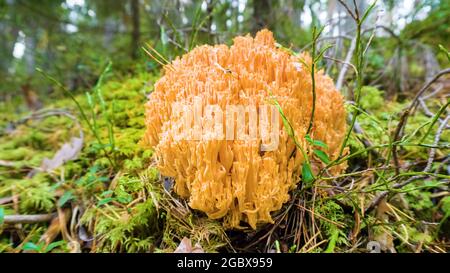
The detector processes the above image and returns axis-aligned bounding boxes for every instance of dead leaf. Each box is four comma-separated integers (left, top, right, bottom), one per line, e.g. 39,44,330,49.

373,230,395,253
174,237,204,253
41,136,83,172
68,241,81,253
372,198,396,253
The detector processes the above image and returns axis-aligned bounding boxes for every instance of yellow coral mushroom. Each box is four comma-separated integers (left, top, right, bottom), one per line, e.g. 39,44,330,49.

143,29,347,229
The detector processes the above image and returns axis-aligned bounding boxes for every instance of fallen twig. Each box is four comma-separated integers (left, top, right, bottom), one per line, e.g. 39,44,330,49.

0,196,16,205
366,114,450,213
392,68,450,175
3,213,57,224
0,160,17,168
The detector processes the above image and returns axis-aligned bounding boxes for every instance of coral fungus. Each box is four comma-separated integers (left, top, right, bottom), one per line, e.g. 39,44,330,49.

143,30,347,229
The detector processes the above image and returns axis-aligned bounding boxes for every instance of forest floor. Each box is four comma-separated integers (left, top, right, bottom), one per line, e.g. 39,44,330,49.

0,68,449,253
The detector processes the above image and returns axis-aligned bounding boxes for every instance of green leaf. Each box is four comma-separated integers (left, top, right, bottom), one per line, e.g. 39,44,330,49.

313,140,328,148
305,134,313,143
97,197,115,206
296,56,311,71
45,241,66,253
438,44,450,62
58,191,75,207
302,163,314,184
117,196,132,204
89,165,99,174
314,44,334,63
160,25,169,46
22,242,41,252
312,25,326,41
442,196,450,217
97,176,110,183
305,134,328,148
100,190,114,197
86,92,94,107
274,240,281,253
0,207,4,225
361,0,377,24
94,61,113,91
324,228,339,253
314,149,331,164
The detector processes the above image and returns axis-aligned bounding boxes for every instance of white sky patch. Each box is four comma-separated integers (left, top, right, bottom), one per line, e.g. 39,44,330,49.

66,24,79,33
201,1,207,12
66,0,85,8
238,0,246,13
389,0,431,32
303,8,312,27
13,42,25,59
319,11,327,23
395,1,413,30
294,0,433,35
69,10,79,22
415,5,431,21
13,31,26,59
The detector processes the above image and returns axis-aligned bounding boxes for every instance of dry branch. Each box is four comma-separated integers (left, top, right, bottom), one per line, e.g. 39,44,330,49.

392,68,450,174
366,114,450,213
3,213,57,224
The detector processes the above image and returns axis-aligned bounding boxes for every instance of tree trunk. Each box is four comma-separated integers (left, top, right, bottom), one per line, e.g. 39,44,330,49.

130,0,140,60
0,26,19,73
25,34,36,75
104,18,116,51
252,0,271,33
206,0,214,42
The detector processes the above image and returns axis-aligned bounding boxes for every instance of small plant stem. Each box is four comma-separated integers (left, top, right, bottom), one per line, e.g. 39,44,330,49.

338,19,363,158
37,68,117,170
306,27,317,135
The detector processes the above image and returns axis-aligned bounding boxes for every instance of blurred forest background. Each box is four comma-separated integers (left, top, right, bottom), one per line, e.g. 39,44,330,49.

0,0,449,253
1,0,449,108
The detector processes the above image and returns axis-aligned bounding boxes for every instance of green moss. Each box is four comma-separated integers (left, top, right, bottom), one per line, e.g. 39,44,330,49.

316,200,349,252
0,147,35,161
7,66,448,253
360,86,385,111
124,157,143,172
76,166,163,252
14,173,56,213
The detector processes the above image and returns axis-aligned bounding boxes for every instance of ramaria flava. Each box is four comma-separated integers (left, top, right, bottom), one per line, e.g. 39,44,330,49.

143,30,348,229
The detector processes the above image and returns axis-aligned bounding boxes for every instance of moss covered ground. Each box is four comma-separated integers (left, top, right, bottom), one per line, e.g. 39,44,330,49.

0,70,449,253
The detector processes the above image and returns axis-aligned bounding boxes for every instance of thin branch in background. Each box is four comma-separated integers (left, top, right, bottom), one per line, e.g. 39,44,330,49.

300,35,352,51
338,0,356,21
423,114,450,173
409,69,450,111
392,68,450,174
418,98,450,129
324,54,358,81
333,35,357,91
337,1,380,158
352,0,360,19
366,114,450,213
